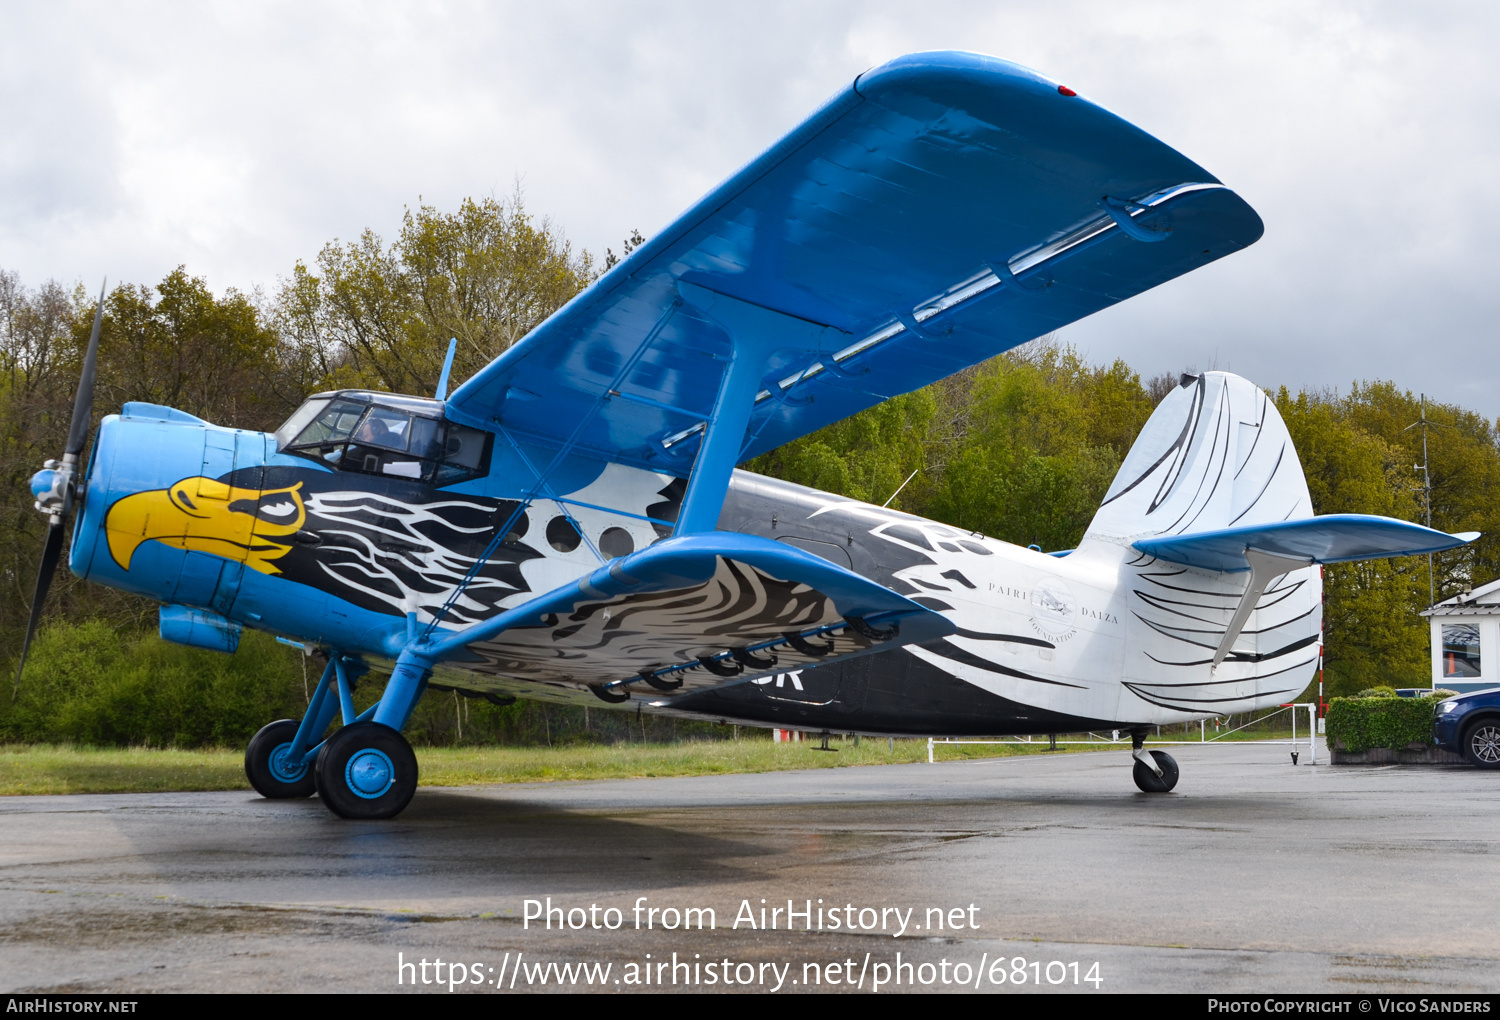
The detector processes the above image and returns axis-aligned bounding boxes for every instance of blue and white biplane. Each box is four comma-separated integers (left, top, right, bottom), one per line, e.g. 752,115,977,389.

23,52,1476,817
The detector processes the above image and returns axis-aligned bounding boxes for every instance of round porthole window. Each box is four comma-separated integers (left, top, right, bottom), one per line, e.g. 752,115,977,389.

599,527,635,560
502,508,529,544
546,515,581,553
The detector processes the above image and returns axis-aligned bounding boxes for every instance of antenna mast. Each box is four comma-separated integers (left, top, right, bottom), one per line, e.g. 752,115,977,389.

1406,394,1436,607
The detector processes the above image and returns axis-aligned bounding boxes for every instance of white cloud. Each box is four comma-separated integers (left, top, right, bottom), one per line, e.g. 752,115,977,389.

2,0,1497,413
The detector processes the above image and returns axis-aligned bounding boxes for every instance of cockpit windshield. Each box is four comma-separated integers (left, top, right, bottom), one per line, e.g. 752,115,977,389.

274,393,491,486
272,398,332,450
288,400,365,457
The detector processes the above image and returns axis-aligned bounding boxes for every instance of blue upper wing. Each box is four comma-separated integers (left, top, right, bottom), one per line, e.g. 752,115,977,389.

446,50,1264,470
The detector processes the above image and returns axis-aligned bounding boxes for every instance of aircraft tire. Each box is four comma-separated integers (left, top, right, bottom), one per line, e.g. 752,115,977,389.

1132,750,1179,793
245,719,317,799
315,722,418,819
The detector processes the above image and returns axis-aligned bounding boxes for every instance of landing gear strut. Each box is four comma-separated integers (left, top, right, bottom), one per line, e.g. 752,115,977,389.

1130,729,1179,793
244,648,429,819
315,648,430,819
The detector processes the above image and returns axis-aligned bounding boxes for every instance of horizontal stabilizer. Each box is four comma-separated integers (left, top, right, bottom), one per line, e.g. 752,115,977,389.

1134,514,1479,573
426,533,954,695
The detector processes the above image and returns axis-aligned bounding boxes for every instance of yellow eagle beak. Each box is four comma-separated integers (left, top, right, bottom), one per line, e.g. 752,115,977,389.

106,477,307,575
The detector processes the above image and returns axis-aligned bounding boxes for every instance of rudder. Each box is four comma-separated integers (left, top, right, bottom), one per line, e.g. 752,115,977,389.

1083,372,1312,549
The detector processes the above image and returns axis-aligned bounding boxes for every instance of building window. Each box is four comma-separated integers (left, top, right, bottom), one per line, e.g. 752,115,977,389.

1442,623,1482,679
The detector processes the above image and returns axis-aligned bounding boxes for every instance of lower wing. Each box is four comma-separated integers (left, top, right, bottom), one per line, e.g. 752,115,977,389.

425,533,954,697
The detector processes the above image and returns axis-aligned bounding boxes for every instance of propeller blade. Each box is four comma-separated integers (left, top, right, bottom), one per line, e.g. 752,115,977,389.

13,521,66,700
18,279,105,700
65,279,106,456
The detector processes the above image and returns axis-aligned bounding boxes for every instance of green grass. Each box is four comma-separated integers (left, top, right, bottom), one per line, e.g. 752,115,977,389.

0,729,1312,796
0,745,250,795
0,737,1092,796
415,736,1062,785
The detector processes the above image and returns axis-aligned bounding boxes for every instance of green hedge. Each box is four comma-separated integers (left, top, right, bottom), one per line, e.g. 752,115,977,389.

1325,695,1439,753
1,619,738,749
1,621,308,747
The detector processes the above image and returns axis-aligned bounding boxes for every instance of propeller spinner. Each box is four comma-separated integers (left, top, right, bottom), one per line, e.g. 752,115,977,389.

15,280,107,700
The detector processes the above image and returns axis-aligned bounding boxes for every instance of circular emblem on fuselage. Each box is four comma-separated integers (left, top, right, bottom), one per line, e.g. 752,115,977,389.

1029,577,1078,637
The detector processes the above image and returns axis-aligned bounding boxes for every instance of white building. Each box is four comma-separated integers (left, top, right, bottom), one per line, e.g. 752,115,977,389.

1421,577,1500,694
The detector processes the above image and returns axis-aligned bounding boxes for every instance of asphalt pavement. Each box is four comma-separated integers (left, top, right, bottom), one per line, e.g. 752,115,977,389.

1,739,1496,993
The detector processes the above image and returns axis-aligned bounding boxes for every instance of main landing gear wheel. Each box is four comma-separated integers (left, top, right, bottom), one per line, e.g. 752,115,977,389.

1461,720,1500,769
245,719,317,799
315,721,418,819
1132,750,1179,793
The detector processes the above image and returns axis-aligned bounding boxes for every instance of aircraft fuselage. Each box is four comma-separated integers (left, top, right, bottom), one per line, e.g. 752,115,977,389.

68,395,1321,738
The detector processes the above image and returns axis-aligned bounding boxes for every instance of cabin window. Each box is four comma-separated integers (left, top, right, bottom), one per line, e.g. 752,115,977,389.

501,508,530,544
546,515,582,553
1442,623,1482,679
599,527,634,559
431,425,489,486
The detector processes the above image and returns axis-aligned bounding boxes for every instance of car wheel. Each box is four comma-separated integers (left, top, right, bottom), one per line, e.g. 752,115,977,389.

1461,719,1500,769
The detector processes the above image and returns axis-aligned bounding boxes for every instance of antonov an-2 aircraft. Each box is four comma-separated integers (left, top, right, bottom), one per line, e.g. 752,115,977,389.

23,52,1475,818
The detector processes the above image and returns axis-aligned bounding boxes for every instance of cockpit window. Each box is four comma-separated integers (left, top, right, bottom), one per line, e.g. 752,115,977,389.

353,408,413,452
408,417,443,460
275,395,491,487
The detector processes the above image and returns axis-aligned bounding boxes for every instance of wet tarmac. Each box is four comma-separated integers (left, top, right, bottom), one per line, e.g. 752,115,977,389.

1,739,1496,993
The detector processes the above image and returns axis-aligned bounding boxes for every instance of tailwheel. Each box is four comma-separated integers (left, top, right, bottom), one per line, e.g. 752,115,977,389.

315,721,418,819
1132,749,1179,793
245,720,317,799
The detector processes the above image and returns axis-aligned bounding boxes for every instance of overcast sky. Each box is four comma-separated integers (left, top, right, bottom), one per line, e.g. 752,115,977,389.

3,1,1497,417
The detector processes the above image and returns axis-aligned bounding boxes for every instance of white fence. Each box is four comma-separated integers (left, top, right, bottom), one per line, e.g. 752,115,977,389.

926,703,1321,764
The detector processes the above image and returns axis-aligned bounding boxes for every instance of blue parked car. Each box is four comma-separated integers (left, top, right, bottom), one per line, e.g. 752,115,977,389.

1433,688,1500,767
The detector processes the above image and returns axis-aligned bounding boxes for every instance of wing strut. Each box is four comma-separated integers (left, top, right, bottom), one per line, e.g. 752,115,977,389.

673,282,848,534
421,302,684,640
1210,548,1311,672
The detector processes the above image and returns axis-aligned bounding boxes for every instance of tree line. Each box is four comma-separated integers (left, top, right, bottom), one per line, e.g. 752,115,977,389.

2,193,1496,745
